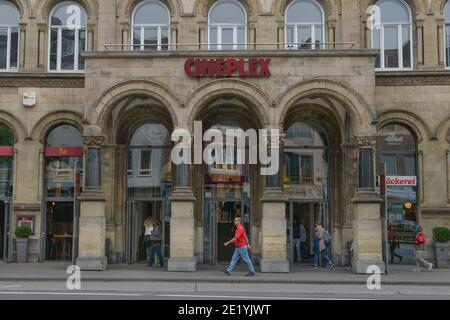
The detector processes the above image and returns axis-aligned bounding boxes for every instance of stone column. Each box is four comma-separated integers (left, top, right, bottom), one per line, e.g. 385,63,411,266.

260,128,289,273
351,137,384,274
76,135,108,271
168,138,196,272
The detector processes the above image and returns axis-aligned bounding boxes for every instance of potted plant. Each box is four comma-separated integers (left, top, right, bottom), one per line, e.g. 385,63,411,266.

15,226,33,263
432,227,450,268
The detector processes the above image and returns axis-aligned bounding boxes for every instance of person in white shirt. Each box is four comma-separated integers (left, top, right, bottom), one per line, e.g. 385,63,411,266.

144,217,155,265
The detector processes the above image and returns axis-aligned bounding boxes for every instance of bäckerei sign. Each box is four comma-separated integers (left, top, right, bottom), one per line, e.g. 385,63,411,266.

184,58,271,78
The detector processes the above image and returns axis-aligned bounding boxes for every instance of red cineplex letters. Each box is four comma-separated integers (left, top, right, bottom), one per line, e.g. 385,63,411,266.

184,58,271,77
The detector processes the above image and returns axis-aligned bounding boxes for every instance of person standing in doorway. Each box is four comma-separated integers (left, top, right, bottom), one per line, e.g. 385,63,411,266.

413,226,432,272
223,216,255,276
313,221,334,270
143,217,155,266
149,219,164,268
299,219,307,262
293,218,301,263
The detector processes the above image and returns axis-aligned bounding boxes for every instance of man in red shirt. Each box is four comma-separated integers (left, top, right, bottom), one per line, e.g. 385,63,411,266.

223,217,255,276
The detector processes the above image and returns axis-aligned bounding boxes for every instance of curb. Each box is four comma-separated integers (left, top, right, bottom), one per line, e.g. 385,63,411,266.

1,277,450,286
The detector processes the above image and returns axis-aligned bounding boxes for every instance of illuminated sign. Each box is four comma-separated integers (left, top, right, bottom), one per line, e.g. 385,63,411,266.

184,58,271,78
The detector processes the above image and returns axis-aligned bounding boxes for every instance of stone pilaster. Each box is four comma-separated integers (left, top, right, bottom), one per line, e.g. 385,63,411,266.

351,136,384,274
76,135,108,271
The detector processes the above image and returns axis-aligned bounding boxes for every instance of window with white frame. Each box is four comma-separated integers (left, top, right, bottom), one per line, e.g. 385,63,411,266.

139,149,152,176
208,0,247,50
49,1,87,72
285,0,325,49
371,0,412,70
444,1,450,68
132,0,170,51
0,0,19,71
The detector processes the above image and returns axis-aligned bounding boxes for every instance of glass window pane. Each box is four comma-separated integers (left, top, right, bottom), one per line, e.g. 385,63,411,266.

47,125,83,147
384,26,399,68
0,124,14,146
209,27,217,49
446,25,450,68
139,150,152,175
143,28,157,50
0,2,20,25
379,0,410,23
161,27,169,50
51,3,87,27
0,156,13,198
286,1,323,23
300,155,314,184
61,29,75,70
298,27,312,49
402,26,411,68
86,149,100,188
0,29,7,69
404,155,416,176
130,123,170,147
133,27,141,50
209,1,246,24
50,29,58,70
10,27,18,68
237,27,245,49
133,2,169,25
78,30,86,70
285,153,300,183
221,28,234,50
383,154,397,175
372,28,381,68
286,26,294,45
315,26,323,48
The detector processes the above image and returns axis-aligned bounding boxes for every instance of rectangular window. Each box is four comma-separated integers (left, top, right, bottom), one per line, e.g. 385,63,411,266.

315,26,323,49
161,27,169,50
237,26,245,50
404,154,416,176
446,25,450,68
373,28,381,68
298,27,312,49
300,155,314,184
10,28,18,69
285,153,300,184
139,149,152,176
209,27,218,50
144,28,158,51
402,25,411,68
132,28,141,50
78,30,86,70
50,29,58,70
222,28,234,50
384,26,399,68
286,26,294,48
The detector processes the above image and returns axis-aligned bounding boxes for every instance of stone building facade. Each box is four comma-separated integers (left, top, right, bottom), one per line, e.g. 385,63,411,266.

1,0,450,273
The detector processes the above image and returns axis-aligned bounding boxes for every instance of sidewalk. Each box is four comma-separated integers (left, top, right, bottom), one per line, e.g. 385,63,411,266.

1,262,449,286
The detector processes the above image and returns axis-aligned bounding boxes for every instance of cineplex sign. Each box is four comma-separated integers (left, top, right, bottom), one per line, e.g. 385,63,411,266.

184,58,271,77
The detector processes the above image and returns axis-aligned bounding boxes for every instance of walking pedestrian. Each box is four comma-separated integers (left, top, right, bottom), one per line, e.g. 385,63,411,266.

149,219,164,268
413,226,432,272
143,216,155,266
312,221,334,270
293,218,301,263
299,219,307,262
223,216,255,276
389,234,403,263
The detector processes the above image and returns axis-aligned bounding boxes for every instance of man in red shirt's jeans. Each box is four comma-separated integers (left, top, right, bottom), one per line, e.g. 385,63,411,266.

223,217,255,276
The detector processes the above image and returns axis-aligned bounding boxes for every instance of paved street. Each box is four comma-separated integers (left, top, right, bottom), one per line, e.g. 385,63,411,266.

0,261,449,300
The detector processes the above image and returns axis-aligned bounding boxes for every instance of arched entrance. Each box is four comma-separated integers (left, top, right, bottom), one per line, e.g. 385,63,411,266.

0,123,14,261
195,97,263,265
42,124,83,262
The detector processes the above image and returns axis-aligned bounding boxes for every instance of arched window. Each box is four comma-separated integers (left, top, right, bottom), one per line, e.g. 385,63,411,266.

0,0,20,70
377,124,418,243
131,0,170,51
285,0,325,49
208,0,247,50
371,0,412,70
444,1,450,68
49,1,87,72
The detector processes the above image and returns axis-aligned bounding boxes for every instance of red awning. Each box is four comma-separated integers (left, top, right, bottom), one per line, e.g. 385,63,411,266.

44,147,83,157
0,146,14,157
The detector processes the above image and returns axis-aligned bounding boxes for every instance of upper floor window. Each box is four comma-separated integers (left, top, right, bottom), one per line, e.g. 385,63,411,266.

132,0,170,51
208,0,247,50
371,0,412,71
49,1,87,72
285,0,325,49
444,1,450,68
0,0,19,71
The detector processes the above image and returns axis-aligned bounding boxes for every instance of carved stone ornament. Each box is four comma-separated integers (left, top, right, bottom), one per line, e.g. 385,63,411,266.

83,135,106,147
352,136,377,147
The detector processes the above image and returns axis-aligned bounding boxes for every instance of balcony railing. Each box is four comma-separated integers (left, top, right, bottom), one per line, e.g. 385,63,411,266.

103,42,356,52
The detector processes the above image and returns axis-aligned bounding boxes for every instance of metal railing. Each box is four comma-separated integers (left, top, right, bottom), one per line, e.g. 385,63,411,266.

103,42,356,52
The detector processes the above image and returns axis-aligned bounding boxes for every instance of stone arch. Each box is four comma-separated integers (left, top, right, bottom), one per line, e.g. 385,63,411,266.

274,0,336,19
86,79,181,129
0,110,27,143
377,110,432,143
438,0,450,14
186,79,271,129
435,115,450,142
34,0,98,22
117,0,181,20
276,78,376,136
195,0,259,20
30,111,83,144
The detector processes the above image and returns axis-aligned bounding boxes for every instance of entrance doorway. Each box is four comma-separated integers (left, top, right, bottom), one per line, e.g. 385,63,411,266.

204,197,250,264
286,201,328,264
126,200,168,264
44,201,74,261
0,201,11,261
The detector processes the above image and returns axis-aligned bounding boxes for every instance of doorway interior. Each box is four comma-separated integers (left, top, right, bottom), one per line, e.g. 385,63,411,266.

44,201,74,261
0,200,11,261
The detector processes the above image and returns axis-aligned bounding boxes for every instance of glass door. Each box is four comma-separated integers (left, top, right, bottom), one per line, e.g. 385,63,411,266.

1,200,12,261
